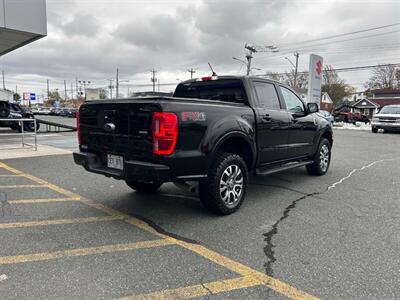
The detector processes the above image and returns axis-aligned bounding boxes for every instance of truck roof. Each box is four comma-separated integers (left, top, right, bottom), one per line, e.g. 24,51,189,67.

179,75,281,85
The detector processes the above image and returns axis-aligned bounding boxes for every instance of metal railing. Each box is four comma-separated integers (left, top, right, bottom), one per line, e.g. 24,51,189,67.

0,118,37,151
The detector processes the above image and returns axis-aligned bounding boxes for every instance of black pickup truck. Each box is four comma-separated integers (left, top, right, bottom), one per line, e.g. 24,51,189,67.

74,76,333,214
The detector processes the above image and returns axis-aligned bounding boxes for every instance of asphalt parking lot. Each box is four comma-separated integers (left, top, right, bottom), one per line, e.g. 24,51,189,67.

0,129,399,299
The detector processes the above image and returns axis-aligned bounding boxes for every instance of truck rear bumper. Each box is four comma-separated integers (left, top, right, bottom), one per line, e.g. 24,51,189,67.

73,151,171,182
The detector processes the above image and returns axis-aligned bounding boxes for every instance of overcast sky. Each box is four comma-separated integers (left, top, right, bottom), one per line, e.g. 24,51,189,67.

1,0,400,98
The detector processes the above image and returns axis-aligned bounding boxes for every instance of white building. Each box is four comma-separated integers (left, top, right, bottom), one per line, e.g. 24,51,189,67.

0,89,13,101
0,0,47,56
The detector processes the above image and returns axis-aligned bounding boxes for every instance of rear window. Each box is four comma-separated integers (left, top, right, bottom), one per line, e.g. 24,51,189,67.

173,79,247,104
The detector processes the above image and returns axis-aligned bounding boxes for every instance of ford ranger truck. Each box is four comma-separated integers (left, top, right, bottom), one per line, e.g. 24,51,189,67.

74,76,333,215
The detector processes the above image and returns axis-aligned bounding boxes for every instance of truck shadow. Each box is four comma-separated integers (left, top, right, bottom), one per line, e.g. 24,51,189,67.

111,167,317,221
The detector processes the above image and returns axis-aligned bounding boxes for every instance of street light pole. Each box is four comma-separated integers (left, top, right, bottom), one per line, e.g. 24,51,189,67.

294,52,299,88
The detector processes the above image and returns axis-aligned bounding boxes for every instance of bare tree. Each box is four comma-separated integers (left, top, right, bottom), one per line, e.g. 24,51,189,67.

264,70,308,89
264,72,284,82
283,69,308,89
322,65,354,106
365,64,400,89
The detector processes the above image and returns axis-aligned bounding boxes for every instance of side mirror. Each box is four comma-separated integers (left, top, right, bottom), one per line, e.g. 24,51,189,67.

307,102,319,114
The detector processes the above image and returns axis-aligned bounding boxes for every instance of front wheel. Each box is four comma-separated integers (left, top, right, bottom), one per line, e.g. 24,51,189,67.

371,127,378,133
199,152,248,215
306,138,331,176
126,181,162,193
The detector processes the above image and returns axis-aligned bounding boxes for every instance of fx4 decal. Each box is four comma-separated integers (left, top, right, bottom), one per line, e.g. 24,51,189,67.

181,112,206,122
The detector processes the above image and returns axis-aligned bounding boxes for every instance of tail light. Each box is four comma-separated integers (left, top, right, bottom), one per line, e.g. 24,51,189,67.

152,112,178,155
76,111,81,145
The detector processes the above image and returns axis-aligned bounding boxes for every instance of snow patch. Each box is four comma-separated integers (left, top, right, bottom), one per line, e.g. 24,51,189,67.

333,122,371,131
0,274,8,283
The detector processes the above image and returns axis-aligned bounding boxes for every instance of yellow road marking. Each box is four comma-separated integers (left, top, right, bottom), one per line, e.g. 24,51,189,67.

121,276,261,300
0,215,123,229
0,174,21,177
0,184,47,189
0,161,320,300
0,238,175,265
8,197,80,204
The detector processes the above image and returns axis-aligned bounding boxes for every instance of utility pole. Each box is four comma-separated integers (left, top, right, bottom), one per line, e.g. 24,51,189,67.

71,83,73,99
47,79,50,102
188,68,196,79
75,78,79,99
244,45,256,76
116,68,119,99
294,52,299,88
2,70,5,89
64,80,68,100
285,52,300,87
150,69,157,94
108,79,114,99
244,43,279,75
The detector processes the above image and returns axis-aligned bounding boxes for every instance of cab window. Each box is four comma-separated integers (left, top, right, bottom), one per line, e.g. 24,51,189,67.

280,87,304,113
253,81,281,110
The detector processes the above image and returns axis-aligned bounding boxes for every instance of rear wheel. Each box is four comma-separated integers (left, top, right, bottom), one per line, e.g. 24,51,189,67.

199,152,248,215
126,181,162,193
0,102,10,118
22,115,40,132
306,138,331,176
371,127,378,133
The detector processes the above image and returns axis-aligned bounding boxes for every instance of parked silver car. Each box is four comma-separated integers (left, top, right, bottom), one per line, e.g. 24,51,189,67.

371,105,400,133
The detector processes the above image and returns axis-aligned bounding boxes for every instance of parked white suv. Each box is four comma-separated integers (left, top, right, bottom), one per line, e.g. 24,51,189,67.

371,105,400,133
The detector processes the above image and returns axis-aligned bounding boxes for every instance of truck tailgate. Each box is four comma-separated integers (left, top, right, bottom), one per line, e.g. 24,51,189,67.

79,102,157,161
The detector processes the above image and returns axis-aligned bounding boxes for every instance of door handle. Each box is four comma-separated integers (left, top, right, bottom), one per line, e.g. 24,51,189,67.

263,114,272,121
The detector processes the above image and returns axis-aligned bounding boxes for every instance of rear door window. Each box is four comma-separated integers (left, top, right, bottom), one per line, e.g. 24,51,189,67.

253,81,281,110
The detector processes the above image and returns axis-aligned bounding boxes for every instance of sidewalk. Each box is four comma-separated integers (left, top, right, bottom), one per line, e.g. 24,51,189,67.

0,144,72,160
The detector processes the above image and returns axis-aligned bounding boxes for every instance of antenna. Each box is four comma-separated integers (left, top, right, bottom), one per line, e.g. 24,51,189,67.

208,62,217,76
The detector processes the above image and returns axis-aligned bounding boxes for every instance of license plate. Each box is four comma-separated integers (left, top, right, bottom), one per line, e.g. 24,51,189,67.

107,154,124,170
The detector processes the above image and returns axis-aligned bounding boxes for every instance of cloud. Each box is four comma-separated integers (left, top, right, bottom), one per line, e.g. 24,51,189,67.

116,14,190,52
1,0,399,94
62,14,100,37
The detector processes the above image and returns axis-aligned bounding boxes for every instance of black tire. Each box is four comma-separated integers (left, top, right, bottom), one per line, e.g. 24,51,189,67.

199,152,248,215
10,123,20,131
371,127,378,133
0,102,10,118
23,119,40,132
126,181,162,193
306,138,331,176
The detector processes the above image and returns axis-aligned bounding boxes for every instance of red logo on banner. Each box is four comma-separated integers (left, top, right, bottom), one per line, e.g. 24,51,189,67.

316,60,322,75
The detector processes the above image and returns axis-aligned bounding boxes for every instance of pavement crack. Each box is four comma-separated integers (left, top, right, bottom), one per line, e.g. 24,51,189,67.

327,158,399,191
129,212,201,245
263,192,319,276
251,183,308,196
200,282,213,299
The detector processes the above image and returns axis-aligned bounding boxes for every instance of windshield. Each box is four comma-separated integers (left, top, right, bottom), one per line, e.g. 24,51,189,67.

379,106,400,114
173,79,247,104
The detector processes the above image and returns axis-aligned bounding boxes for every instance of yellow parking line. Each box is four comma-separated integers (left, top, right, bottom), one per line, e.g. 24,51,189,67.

0,238,175,265
0,215,123,229
171,240,319,300
0,161,320,300
0,174,21,177
0,184,47,189
8,197,80,204
120,276,261,300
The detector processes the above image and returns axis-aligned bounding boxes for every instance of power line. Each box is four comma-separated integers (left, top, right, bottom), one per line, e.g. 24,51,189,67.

277,22,400,48
257,63,400,77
